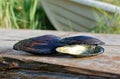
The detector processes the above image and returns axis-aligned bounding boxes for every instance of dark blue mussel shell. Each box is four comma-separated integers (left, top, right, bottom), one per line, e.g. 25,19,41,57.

61,36,105,45
13,35,105,56
13,35,64,55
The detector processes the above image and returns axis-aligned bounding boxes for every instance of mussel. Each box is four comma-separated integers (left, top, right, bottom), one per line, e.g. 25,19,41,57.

13,35,64,55
56,36,105,57
13,35,105,57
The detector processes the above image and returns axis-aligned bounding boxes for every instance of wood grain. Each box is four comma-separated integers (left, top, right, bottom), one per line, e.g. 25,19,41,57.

0,29,120,78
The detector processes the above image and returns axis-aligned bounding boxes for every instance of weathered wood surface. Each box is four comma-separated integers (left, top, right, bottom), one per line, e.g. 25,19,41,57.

0,29,120,78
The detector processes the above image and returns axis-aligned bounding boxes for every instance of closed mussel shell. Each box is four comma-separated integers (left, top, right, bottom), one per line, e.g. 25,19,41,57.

13,35,64,55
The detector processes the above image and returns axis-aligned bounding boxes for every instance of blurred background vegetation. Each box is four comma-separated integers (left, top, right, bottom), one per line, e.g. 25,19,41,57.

0,0,55,30
89,0,120,33
0,0,120,33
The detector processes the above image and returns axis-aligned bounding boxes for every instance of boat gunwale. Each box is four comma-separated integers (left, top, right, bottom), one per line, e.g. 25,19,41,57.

70,0,120,14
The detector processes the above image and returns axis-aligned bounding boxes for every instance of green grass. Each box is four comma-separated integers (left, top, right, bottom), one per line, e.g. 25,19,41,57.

89,8,120,34
89,0,120,34
0,0,55,30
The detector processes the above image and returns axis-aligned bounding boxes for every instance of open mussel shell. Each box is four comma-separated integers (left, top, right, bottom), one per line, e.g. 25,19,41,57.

56,36,105,57
56,45,104,57
13,35,64,55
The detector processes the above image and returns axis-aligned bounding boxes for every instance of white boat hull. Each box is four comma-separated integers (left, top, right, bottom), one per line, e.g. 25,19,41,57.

41,0,120,32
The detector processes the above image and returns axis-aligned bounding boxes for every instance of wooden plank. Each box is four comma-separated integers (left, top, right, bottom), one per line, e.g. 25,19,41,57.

0,29,120,45
0,29,120,78
0,70,103,79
